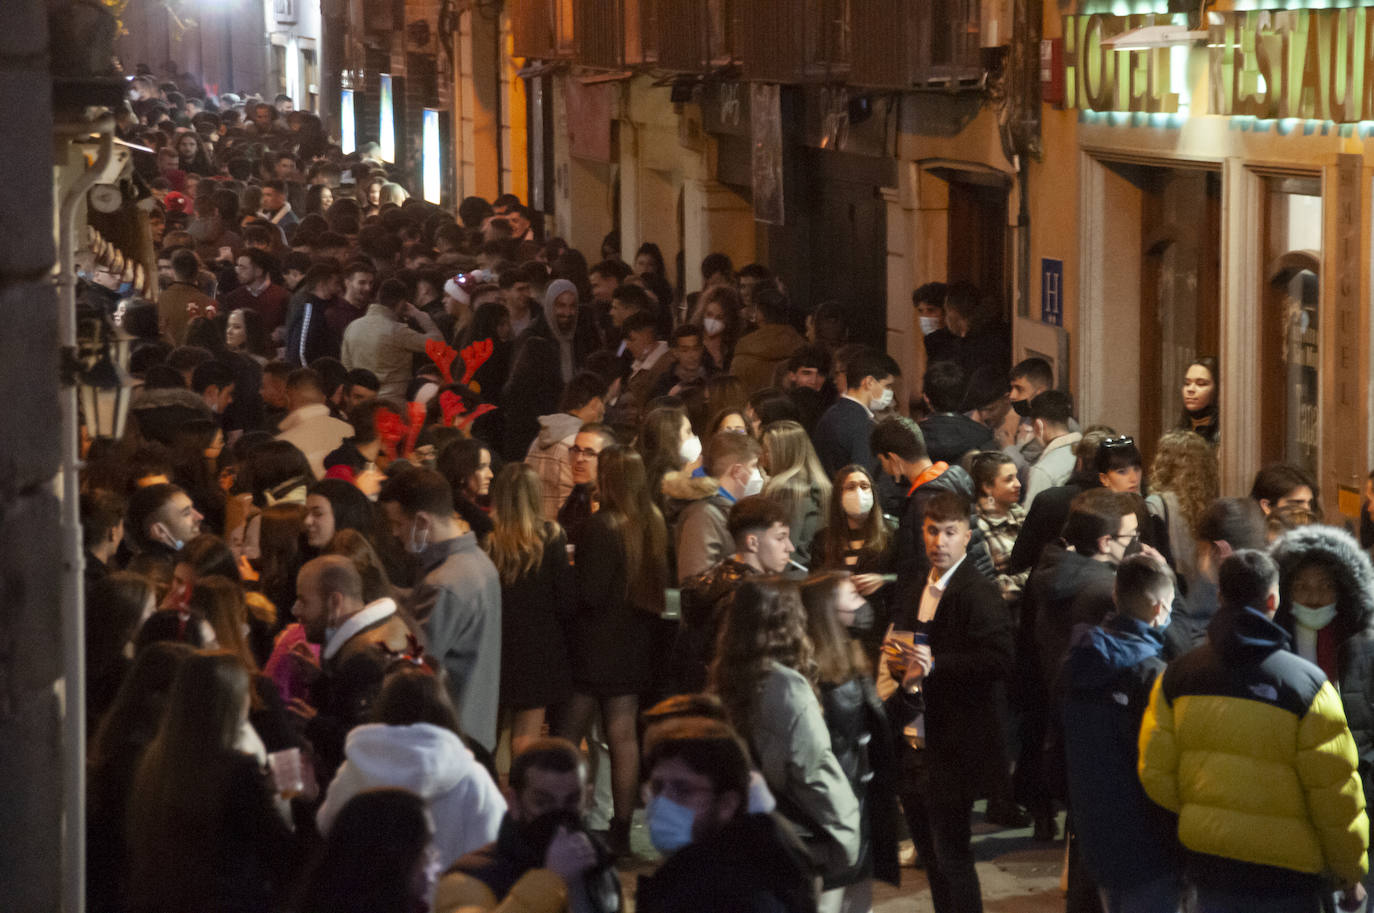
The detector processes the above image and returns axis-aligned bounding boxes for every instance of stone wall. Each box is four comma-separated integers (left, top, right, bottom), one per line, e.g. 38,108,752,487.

0,0,63,910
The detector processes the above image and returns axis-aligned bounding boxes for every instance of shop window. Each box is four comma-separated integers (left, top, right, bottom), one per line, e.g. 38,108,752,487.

301,49,318,113
272,44,288,97
1261,176,1322,476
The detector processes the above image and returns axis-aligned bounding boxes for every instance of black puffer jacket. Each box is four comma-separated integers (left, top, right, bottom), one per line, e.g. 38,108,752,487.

1271,524,1374,798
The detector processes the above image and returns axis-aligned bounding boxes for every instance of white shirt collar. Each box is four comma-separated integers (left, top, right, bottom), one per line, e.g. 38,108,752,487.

322,597,398,661
632,340,670,372
929,555,966,592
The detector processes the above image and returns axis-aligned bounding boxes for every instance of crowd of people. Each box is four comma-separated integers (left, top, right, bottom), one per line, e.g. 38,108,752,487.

76,75,1374,913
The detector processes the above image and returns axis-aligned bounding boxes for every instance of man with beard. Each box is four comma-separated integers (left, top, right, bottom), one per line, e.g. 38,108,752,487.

435,739,622,913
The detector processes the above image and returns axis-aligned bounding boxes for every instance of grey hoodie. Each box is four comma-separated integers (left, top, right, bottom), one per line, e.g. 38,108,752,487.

543,278,579,382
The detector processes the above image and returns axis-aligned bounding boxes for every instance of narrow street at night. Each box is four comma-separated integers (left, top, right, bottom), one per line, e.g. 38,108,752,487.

7,2,1374,913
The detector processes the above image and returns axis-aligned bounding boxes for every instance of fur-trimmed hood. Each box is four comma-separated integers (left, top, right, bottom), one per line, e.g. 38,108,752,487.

661,469,720,503
1272,524,1374,632
129,385,214,445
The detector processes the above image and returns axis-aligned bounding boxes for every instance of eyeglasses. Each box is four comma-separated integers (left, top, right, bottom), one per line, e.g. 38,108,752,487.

1100,435,1136,450
1113,530,1141,543
568,446,600,457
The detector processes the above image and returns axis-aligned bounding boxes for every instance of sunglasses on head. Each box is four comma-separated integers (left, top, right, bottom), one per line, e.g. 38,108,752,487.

1100,435,1136,450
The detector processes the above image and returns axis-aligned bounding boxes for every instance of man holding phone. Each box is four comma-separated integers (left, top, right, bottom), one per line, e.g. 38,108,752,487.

878,491,1013,913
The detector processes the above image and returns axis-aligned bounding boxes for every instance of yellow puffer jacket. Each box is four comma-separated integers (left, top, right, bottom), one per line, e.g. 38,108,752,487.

1138,605,1369,886
434,868,566,913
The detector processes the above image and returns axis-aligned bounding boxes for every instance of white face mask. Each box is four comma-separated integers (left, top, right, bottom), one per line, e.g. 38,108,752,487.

407,517,430,555
744,467,765,497
918,316,942,336
871,386,894,411
702,316,725,337
842,488,874,518
679,433,703,464
1292,602,1338,631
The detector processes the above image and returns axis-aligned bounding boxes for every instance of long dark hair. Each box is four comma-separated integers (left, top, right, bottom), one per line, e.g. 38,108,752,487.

90,641,196,772
1175,355,1219,442
819,465,890,569
293,789,433,913
595,446,668,613
799,571,869,685
229,307,272,358
372,664,461,735
182,533,242,583
126,651,254,911
710,577,816,736
639,407,690,509
309,478,377,539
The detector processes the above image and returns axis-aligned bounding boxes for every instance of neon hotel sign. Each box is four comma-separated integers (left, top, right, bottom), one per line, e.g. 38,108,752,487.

1065,8,1374,121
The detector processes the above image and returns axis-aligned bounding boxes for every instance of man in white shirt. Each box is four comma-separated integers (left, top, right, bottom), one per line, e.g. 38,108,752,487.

276,368,355,479
340,278,444,398
878,490,1013,913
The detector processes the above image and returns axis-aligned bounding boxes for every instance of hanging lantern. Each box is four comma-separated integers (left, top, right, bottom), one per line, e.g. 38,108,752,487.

75,317,135,441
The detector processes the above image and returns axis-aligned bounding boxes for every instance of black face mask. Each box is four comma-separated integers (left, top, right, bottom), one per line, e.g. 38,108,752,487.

1011,398,1031,418
519,808,586,859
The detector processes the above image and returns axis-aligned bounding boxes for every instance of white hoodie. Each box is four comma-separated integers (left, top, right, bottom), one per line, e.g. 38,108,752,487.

317,722,506,865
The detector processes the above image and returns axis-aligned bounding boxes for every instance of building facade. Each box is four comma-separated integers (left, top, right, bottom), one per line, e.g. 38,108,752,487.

1038,2,1373,514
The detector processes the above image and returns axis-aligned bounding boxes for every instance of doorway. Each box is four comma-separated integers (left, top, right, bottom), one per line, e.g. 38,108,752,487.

1259,176,1323,475
946,178,1009,318
1086,160,1222,463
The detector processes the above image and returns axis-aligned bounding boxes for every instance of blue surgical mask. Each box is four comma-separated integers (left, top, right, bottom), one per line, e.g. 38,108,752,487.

646,794,697,853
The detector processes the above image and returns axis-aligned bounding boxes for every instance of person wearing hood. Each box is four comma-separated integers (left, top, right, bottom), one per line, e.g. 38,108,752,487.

317,666,507,870
1060,554,1183,912
1272,525,1374,812
525,372,607,521
1139,550,1369,913
436,738,622,913
521,278,602,384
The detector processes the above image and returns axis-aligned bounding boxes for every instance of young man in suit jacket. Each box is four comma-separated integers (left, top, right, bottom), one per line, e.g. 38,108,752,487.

878,490,1013,913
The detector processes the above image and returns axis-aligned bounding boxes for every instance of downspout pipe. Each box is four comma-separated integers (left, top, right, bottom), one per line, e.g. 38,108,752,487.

54,110,114,913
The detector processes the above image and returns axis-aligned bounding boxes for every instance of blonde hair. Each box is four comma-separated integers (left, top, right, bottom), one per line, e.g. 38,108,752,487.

486,463,555,586
1150,430,1219,532
762,420,831,526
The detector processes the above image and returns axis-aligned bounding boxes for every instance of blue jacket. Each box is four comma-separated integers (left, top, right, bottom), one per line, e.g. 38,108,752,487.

1061,613,1180,889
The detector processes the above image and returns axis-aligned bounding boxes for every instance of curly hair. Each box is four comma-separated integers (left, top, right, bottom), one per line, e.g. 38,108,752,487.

709,577,816,736
1149,430,1219,533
